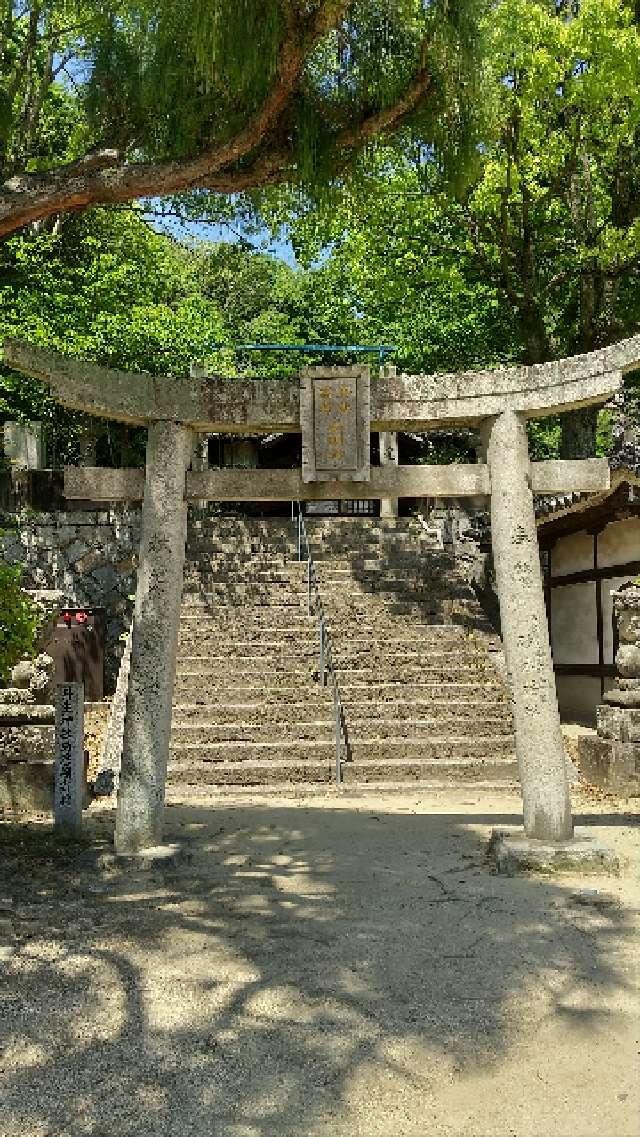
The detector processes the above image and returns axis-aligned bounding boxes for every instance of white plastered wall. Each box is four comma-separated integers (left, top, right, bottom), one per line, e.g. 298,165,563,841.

548,516,640,724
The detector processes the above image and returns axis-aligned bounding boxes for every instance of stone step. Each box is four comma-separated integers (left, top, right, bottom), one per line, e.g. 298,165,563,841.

176,650,318,667
347,717,513,737
327,646,490,663
181,591,304,604
178,613,466,631
341,757,518,784
175,664,320,681
169,736,514,762
315,564,448,577
170,740,337,762
174,662,492,683
169,717,511,743
330,699,512,719
183,572,295,586
172,681,508,708
176,626,479,644
179,612,311,626
175,642,486,663
170,698,511,723
171,721,335,743
166,756,518,787
177,629,314,647
334,663,492,679
185,549,299,560
180,599,305,613
176,638,319,653
166,760,336,786
173,678,325,697
339,680,505,698
172,697,332,715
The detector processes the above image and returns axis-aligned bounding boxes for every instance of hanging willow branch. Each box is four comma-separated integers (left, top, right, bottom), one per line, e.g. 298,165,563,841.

0,0,475,237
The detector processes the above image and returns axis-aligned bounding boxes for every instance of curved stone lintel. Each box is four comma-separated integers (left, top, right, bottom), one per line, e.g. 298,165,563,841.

4,335,637,431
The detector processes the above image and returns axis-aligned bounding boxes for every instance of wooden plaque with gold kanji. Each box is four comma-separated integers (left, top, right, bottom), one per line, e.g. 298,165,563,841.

300,365,370,483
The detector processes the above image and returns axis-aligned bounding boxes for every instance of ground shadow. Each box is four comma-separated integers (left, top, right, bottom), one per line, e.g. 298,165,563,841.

0,802,635,1136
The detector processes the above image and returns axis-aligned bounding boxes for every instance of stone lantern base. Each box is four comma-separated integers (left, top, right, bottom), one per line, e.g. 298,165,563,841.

579,703,640,796
577,581,640,797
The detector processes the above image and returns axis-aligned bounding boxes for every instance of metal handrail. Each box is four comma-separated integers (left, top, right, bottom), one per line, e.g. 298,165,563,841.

294,502,351,785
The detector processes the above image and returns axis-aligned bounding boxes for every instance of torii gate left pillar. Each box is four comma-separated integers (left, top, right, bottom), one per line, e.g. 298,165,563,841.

115,421,191,853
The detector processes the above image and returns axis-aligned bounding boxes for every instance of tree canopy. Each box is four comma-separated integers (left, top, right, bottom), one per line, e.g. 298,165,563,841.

0,0,485,237
248,0,640,455
2,0,640,464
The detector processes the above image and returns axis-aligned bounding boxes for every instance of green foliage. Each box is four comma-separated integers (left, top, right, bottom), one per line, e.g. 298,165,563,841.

0,207,230,460
465,0,640,361
1,0,488,200
244,0,640,457
0,563,41,683
257,156,523,374
0,205,343,455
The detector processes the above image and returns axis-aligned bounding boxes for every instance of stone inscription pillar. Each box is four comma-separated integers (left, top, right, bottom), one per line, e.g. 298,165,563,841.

115,420,191,854
54,681,85,832
486,409,573,842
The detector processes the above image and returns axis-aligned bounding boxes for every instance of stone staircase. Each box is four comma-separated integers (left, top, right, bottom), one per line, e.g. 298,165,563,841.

168,514,517,792
306,517,517,787
169,518,336,789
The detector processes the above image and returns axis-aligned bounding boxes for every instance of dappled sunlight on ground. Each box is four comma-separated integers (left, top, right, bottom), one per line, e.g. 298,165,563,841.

0,788,637,1137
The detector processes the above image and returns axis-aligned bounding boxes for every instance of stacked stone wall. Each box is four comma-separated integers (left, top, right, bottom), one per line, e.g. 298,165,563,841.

0,508,140,691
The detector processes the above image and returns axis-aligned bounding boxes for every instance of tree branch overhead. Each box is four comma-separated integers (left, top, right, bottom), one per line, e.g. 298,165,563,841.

0,0,443,237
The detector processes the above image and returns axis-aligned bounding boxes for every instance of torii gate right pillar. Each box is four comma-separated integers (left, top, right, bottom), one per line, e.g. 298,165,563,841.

485,409,573,842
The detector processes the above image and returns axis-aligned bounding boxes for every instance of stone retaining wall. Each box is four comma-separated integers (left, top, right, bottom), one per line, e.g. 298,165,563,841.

0,509,140,691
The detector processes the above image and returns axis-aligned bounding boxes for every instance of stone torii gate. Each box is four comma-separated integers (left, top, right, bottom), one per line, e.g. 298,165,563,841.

5,335,640,856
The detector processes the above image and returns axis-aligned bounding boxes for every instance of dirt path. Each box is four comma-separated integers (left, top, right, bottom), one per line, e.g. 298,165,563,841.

0,786,638,1137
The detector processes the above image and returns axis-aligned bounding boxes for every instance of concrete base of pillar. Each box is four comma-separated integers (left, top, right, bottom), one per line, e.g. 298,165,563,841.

488,828,624,877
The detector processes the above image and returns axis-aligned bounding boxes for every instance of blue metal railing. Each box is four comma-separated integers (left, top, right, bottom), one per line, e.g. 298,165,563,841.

205,342,396,366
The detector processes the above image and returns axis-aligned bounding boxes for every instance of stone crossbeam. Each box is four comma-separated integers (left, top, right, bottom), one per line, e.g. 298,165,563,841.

64,458,610,503
6,336,639,430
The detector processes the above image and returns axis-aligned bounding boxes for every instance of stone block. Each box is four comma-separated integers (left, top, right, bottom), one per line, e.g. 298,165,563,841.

0,725,54,763
579,735,640,796
0,705,53,726
66,540,89,564
623,710,640,743
0,688,35,706
615,644,640,678
603,688,640,708
596,703,619,739
488,827,624,876
55,525,78,545
75,550,105,573
0,761,54,813
617,610,640,644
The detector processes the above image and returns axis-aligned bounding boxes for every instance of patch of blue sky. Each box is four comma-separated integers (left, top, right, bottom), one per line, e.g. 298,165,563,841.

143,201,299,266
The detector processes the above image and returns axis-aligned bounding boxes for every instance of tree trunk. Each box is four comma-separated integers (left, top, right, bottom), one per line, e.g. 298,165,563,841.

559,406,598,458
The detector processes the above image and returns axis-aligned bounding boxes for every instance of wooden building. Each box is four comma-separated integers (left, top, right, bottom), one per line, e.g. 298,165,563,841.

537,469,640,724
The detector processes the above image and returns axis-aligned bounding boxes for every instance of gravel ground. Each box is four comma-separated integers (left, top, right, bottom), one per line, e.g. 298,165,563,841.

0,785,638,1137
